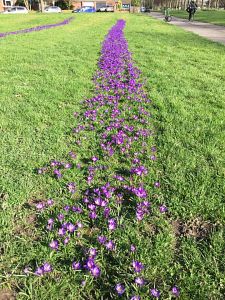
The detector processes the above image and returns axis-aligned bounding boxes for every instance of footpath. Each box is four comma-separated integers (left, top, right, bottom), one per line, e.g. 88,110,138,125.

149,12,225,46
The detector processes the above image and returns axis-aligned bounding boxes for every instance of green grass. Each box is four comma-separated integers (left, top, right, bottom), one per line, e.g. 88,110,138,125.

171,9,225,26
0,13,225,299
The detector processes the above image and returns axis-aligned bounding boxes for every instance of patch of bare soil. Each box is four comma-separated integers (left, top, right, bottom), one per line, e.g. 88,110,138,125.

13,212,38,241
171,217,221,240
0,289,16,300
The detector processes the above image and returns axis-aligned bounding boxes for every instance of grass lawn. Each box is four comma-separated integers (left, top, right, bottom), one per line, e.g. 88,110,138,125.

171,9,225,26
0,13,225,299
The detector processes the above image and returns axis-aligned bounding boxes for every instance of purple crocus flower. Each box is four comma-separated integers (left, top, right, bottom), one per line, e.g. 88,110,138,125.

89,211,97,219
135,277,145,286
134,186,147,198
69,151,76,159
150,288,160,298
130,244,136,252
159,205,168,213
72,261,81,270
67,182,76,193
67,223,76,233
90,265,101,277
47,199,54,206
35,266,44,276
57,213,64,221
53,169,62,179
43,262,52,273
98,235,107,244
58,228,66,236
171,286,180,297
64,163,72,169
105,240,115,251
36,202,45,210
154,182,160,188
131,297,141,300
49,240,59,250
86,258,95,270
64,237,70,245
64,205,70,211
108,218,117,230
132,261,144,273
115,283,125,295
89,248,97,257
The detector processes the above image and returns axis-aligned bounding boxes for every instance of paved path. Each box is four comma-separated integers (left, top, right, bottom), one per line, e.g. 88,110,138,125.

149,12,225,46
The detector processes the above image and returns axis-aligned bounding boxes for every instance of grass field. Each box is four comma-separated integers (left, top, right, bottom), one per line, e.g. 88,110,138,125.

171,9,225,26
0,13,225,299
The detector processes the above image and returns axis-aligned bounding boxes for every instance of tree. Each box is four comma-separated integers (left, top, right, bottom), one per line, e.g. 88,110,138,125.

132,0,141,6
39,0,44,11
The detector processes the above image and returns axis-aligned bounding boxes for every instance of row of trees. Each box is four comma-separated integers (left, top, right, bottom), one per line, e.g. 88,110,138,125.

133,0,225,9
16,0,74,11
17,0,225,10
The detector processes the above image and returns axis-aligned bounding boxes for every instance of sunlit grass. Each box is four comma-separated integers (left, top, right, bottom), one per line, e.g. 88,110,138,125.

0,13,225,299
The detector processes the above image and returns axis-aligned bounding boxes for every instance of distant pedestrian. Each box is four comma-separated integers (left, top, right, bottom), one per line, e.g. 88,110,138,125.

186,1,197,21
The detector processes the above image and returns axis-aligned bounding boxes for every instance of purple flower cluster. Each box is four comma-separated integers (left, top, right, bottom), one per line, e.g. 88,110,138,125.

35,262,52,276
0,17,74,38
32,20,177,298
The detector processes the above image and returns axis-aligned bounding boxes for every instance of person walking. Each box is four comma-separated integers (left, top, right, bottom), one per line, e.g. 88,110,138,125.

186,1,197,21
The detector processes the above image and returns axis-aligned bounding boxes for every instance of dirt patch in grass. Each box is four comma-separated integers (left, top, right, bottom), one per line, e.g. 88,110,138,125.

13,212,38,241
171,217,221,240
0,289,16,300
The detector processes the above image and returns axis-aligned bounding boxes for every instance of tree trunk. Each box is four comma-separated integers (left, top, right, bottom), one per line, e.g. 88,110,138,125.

39,0,45,12
24,0,29,10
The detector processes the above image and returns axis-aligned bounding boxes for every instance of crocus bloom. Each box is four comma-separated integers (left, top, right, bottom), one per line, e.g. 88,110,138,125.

49,240,59,250
57,213,64,221
67,223,76,233
35,267,44,276
58,228,66,236
159,205,168,213
154,182,160,188
171,286,180,297
132,261,144,273
130,244,136,252
115,283,125,295
98,235,107,244
47,199,54,206
131,297,141,300
90,265,101,277
64,163,72,169
105,240,115,251
43,262,52,273
72,261,81,270
36,202,45,210
64,205,70,211
67,182,76,193
150,289,160,298
64,237,70,245
53,169,62,179
135,277,145,286
89,248,97,257
108,218,117,230
134,187,147,198
89,211,97,219
86,258,95,270
69,151,76,158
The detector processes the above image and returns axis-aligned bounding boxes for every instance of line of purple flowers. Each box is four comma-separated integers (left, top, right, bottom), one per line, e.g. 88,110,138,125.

33,20,178,299
0,17,74,38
